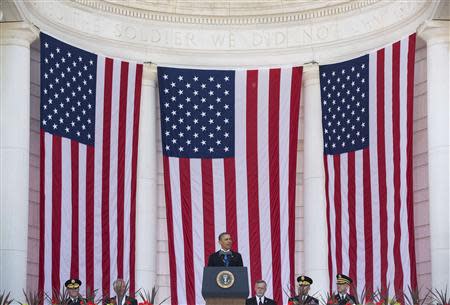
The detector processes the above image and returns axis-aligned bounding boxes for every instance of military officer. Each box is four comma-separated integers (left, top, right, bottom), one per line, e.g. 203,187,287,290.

288,275,319,305
334,274,357,305
65,278,84,305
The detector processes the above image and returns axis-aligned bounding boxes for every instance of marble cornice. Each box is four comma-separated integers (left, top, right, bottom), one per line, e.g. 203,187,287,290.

0,21,39,47
70,0,380,25
418,20,450,46
14,0,441,66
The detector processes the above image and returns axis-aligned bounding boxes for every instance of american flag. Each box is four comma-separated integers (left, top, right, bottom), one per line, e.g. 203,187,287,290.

38,33,143,297
320,34,417,296
158,66,302,305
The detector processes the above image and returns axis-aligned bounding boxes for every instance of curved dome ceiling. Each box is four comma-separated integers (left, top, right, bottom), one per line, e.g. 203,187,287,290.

101,0,349,16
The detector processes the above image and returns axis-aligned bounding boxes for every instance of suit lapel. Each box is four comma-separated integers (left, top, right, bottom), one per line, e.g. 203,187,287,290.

215,251,222,265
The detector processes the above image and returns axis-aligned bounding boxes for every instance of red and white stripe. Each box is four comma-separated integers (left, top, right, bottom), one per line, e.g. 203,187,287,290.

163,66,302,305
324,34,417,296
39,56,143,298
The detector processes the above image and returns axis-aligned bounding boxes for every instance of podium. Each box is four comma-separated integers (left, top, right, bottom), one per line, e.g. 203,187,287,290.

202,267,249,305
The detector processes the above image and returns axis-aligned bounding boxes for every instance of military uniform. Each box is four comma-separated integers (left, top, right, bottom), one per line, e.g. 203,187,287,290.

334,294,357,305
67,296,85,305
334,274,356,305
288,295,319,305
65,279,85,305
289,276,319,305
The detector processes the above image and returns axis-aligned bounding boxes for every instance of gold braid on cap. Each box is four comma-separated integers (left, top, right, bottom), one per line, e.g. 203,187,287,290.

66,283,80,289
336,278,350,285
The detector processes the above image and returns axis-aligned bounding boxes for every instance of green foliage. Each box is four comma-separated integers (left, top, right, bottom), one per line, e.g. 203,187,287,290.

137,287,169,305
428,287,449,305
17,290,43,305
0,291,14,305
45,288,69,305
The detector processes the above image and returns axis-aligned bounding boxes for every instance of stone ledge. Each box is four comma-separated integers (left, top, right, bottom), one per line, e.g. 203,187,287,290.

0,21,39,47
418,20,450,45
71,0,379,25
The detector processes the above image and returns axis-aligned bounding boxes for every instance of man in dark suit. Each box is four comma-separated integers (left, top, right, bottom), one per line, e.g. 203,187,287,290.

65,278,84,305
246,280,277,305
105,279,137,305
207,232,243,267
288,275,319,305
334,274,356,305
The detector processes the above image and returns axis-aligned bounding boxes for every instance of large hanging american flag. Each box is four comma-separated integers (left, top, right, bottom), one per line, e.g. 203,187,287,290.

158,66,302,305
320,34,417,295
38,33,143,297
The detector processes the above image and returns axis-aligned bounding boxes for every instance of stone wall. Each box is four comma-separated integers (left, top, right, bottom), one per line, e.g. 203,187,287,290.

27,40,41,292
413,38,431,290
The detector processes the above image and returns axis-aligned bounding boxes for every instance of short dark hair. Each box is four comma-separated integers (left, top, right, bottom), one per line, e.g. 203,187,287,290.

218,232,231,241
255,280,267,286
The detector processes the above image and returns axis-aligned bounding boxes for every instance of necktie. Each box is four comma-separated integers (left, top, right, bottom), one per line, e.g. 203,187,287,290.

258,298,263,305
223,254,229,267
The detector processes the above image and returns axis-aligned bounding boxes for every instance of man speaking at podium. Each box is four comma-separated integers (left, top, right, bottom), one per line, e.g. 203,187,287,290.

207,232,243,267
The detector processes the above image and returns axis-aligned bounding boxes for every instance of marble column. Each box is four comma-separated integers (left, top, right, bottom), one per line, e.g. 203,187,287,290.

302,63,329,295
135,64,159,290
418,20,450,291
0,21,38,299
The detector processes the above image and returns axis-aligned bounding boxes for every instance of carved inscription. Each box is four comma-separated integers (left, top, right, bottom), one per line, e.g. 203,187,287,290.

113,25,197,47
26,0,427,53
211,32,236,48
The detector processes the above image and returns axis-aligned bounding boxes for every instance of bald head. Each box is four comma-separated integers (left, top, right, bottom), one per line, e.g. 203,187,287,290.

113,279,127,297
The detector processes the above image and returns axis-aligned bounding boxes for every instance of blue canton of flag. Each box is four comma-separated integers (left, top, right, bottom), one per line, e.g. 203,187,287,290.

158,67,235,158
320,55,369,155
40,33,97,145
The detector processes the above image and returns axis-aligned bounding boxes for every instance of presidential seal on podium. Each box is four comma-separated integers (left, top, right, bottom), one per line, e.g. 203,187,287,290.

216,270,235,289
